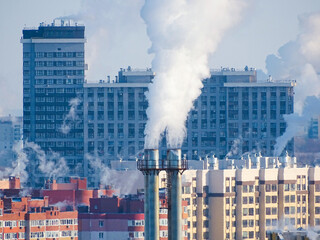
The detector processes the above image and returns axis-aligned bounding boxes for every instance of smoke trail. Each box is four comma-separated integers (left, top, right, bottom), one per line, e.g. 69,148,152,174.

226,138,242,158
9,142,28,183
268,12,320,156
0,141,70,185
141,0,248,149
25,142,69,179
274,97,320,156
0,141,29,183
51,200,73,210
60,98,81,134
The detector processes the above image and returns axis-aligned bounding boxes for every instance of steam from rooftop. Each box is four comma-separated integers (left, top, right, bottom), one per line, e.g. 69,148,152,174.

142,0,248,149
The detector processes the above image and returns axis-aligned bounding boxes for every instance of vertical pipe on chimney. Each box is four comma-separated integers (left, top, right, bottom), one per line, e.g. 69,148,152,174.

148,170,159,239
167,149,182,240
144,174,149,239
144,149,160,240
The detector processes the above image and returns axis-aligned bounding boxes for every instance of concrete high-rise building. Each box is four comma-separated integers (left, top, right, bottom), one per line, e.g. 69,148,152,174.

0,116,23,163
21,20,86,186
83,67,295,168
0,116,23,152
308,116,320,139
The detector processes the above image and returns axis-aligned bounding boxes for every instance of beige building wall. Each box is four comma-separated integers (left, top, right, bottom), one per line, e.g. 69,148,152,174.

259,168,278,240
309,167,320,227
182,170,198,240
159,163,320,240
278,167,309,229
208,169,236,240
235,169,259,240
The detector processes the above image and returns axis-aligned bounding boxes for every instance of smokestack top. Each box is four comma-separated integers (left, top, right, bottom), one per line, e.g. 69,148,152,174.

137,149,160,170
166,149,187,170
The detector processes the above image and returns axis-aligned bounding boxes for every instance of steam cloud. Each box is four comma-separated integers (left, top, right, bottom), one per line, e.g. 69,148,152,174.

141,0,248,149
60,98,81,134
0,141,28,183
25,142,69,180
267,12,320,156
266,218,319,240
226,138,242,158
0,141,69,185
86,154,143,195
56,0,151,80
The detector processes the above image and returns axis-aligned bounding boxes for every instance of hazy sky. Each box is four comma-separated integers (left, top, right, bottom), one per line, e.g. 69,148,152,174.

0,0,319,116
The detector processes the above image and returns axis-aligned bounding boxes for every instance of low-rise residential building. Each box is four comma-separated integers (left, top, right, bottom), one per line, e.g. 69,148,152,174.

79,194,188,240
0,196,78,240
35,177,116,209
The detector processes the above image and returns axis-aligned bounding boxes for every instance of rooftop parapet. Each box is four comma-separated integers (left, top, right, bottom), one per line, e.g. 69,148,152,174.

22,20,85,39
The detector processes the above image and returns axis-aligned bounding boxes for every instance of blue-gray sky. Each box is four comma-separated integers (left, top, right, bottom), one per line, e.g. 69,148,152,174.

0,0,319,116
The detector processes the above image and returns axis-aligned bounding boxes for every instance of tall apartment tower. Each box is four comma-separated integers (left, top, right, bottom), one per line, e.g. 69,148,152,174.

22,20,85,187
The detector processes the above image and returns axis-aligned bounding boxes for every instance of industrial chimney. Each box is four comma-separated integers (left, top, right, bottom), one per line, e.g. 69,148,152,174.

138,148,187,240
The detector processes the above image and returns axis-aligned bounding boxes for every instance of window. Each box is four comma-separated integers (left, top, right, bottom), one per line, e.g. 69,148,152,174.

243,197,248,204
266,207,271,215
99,220,104,227
266,196,271,203
285,195,290,203
266,184,271,192
285,207,289,215
243,208,248,216
284,184,290,191
272,196,277,203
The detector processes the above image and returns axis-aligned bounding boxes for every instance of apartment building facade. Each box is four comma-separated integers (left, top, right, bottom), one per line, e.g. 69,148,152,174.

83,68,295,172
308,116,320,139
21,20,85,186
174,156,320,240
0,116,23,162
78,195,188,240
0,196,78,240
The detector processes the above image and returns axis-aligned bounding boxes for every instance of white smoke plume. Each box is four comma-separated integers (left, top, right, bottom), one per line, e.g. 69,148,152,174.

0,141,29,183
51,200,73,210
267,12,320,156
266,218,320,240
274,97,320,156
56,0,151,80
0,141,69,186
86,154,143,195
25,142,69,179
141,0,249,149
9,142,29,183
226,138,242,158
19,188,32,197
60,98,81,134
